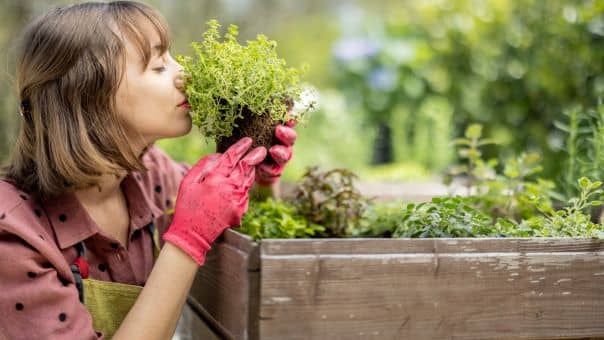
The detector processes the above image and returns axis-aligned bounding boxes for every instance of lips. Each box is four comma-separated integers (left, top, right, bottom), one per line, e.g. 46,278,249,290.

178,99,191,109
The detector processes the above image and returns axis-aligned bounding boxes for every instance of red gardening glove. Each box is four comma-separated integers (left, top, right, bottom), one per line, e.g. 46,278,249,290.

163,137,266,265
256,120,297,185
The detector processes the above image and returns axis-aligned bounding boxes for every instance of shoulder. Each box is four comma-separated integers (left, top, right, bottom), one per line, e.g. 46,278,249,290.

0,180,46,239
0,180,72,281
0,180,29,214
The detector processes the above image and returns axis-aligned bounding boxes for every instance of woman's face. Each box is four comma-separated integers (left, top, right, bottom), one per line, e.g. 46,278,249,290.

115,20,192,151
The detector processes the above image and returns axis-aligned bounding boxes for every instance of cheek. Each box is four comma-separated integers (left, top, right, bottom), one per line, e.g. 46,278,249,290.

115,78,159,125
114,72,190,138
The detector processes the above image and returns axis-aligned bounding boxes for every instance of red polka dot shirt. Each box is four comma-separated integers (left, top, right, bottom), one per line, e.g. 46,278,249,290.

0,145,188,339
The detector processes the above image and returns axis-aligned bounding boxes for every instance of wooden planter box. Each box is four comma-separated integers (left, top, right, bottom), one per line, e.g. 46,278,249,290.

188,229,604,340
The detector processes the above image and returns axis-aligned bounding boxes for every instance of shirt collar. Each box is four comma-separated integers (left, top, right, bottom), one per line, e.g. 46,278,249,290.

43,192,98,250
43,173,164,250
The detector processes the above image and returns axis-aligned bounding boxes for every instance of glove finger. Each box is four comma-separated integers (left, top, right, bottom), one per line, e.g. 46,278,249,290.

236,192,250,213
217,137,253,172
269,145,292,165
189,154,221,183
231,146,266,181
241,163,257,190
275,125,297,146
257,162,284,177
241,146,267,166
227,193,249,226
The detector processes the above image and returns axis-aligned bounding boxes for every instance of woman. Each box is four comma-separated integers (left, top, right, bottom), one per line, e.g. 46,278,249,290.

0,1,296,339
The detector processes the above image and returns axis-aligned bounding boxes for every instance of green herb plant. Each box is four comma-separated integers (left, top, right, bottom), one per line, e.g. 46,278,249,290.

446,124,558,221
392,196,503,238
445,123,498,193
291,166,370,237
502,177,604,238
381,122,604,239
239,198,324,241
238,120,604,241
556,102,604,202
178,20,313,152
353,201,403,238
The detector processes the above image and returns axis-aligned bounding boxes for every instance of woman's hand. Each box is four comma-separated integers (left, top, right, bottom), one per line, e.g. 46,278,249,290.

256,120,297,185
163,137,266,265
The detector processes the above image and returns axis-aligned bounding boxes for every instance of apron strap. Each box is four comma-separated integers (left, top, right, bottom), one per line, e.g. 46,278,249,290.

70,242,87,303
148,222,161,258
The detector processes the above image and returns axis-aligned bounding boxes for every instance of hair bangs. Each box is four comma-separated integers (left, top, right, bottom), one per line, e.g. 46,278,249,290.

111,1,171,69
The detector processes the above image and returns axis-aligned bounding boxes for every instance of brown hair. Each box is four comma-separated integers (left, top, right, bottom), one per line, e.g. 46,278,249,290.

1,1,170,198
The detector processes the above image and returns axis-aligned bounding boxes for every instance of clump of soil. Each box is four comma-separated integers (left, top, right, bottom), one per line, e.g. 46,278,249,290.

215,106,281,164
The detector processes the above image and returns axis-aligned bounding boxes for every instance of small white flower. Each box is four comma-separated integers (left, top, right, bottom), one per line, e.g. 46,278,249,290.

293,85,320,117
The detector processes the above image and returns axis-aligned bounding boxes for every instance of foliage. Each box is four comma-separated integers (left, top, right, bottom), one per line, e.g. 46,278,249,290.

291,166,370,237
445,124,560,221
239,198,324,241
331,0,604,178
351,123,604,240
353,178,604,240
393,196,503,238
556,101,604,199
445,123,498,189
178,20,308,140
498,177,604,238
352,201,402,238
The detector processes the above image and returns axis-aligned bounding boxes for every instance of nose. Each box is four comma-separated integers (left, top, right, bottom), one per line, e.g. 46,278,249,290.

175,63,186,86
175,73,184,90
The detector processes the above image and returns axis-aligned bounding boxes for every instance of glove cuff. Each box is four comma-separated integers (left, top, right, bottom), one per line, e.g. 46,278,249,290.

163,228,211,266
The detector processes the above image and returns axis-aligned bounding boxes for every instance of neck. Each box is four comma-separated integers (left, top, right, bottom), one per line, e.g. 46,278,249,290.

74,171,127,205
74,140,149,204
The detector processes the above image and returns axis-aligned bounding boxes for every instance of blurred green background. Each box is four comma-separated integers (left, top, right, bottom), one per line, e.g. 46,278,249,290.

2,0,604,184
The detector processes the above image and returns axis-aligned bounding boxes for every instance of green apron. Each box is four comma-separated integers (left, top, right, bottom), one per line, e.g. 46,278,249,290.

71,223,161,339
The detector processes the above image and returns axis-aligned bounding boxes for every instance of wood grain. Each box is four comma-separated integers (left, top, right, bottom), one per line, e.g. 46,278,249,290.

190,231,604,339
259,241,604,339
189,231,258,340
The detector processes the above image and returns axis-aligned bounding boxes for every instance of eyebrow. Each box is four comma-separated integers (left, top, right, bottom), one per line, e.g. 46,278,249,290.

152,44,166,56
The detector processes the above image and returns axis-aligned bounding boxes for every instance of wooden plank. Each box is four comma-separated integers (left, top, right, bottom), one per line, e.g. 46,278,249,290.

261,237,604,256
189,234,259,340
222,229,261,339
221,229,260,271
259,249,604,339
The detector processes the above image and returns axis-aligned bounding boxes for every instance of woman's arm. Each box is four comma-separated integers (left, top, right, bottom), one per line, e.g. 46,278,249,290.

115,138,266,339
112,243,197,340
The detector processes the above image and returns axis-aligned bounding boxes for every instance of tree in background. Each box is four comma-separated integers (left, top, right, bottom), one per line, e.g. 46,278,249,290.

332,0,604,181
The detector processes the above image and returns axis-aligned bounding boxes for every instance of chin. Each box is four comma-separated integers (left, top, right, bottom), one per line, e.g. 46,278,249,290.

170,118,193,137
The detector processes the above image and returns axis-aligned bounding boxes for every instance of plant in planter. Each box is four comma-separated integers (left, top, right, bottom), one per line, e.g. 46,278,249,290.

445,124,560,220
238,166,370,238
290,166,371,237
178,20,316,161
196,126,604,340
237,121,604,241
238,198,324,241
